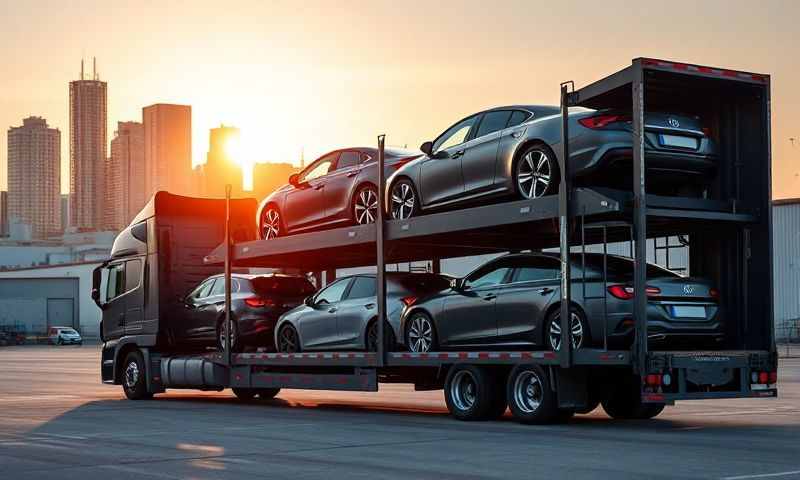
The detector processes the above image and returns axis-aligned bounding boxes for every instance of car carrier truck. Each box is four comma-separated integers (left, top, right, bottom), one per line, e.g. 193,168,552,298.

96,58,777,423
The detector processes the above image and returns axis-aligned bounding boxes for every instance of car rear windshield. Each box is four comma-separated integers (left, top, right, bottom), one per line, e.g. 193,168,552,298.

580,255,680,279
250,276,316,296
61,328,78,334
392,274,451,294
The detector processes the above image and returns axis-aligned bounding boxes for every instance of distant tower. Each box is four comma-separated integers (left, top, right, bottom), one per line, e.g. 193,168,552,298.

7,117,61,238
143,103,192,197
106,121,145,231
300,147,305,168
69,57,107,231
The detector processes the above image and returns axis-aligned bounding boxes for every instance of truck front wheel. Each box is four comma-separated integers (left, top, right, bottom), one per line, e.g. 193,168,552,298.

122,350,153,400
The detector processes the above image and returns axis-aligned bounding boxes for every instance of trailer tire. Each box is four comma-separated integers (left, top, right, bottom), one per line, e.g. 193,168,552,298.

444,365,495,421
506,365,558,424
601,375,666,420
232,388,257,401
121,350,153,400
257,388,280,400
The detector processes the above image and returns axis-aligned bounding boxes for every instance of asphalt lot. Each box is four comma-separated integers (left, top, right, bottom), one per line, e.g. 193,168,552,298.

0,346,798,480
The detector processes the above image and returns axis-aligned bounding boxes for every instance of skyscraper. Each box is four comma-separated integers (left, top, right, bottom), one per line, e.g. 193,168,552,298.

143,103,191,197
202,125,244,198
0,191,9,237
7,116,61,238
69,58,107,231
105,121,145,231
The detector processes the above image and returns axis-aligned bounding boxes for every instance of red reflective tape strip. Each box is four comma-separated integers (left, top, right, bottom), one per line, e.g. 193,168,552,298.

521,352,532,359
672,62,688,70
337,376,349,385
438,353,449,359
499,352,510,360
458,352,469,359
478,352,489,359
543,351,556,360
402,353,411,359
643,393,665,402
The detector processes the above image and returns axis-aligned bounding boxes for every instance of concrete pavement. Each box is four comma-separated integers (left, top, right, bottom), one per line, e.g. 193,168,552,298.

1,345,799,479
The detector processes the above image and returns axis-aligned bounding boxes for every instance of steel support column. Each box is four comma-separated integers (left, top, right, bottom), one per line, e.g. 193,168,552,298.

224,184,232,367
376,134,387,367
558,82,573,368
632,61,648,375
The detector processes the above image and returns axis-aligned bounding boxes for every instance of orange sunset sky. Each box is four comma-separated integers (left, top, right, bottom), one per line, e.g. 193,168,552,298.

0,0,798,198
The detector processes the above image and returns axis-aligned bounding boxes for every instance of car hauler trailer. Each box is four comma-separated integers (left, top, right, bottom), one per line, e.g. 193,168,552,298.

98,58,777,423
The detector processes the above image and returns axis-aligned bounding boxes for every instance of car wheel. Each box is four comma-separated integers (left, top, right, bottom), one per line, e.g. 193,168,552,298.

506,364,559,424
353,184,379,225
57,338,63,346
389,178,419,220
444,365,495,421
257,388,281,399
515,145,559,199
260,205,282,240
122,350,153,400
232,388,257,401
366,319,395,352
546,306,590,352
217,318,240,352
405,312,436,353
276,324,301,353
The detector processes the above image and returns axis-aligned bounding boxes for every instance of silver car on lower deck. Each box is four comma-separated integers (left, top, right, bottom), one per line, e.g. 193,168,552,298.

385,105,718,219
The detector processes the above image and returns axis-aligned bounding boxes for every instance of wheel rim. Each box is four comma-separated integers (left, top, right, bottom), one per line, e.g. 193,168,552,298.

548,312,584,351
407,315,433,352
262,208,281,239
517,150,552,199
124,361,139,389
513,370,544,414
450,370,477,412
219,323,236,351
354,187,378,225
278,326,298,353
391,182,416,219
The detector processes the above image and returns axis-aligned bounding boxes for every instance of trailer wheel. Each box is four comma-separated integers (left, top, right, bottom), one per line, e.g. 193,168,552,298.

257,388,281,400
506,365,558,424
121,350,153,400
444,365,495,421
601,375,666,420
232,388,257,401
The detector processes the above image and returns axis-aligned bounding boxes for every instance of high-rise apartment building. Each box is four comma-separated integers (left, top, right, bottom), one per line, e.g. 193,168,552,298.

252,162,298,201
7,116,61,238
69,58,107,231
105,121,145,230
0,191,8,237
202,125,243,198
143,103,191,197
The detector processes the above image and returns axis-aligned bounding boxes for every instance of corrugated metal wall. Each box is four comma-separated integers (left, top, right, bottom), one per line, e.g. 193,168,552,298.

773,203,800,342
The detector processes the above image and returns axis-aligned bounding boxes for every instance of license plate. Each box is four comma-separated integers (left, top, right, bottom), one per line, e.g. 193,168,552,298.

670,305,707,318
659,134,698,149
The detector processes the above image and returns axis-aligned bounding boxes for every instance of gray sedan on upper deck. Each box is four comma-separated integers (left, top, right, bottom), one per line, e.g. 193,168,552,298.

385,105,718,219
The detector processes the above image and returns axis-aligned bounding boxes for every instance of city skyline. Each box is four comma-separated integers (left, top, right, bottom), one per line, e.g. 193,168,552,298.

0,1,798,199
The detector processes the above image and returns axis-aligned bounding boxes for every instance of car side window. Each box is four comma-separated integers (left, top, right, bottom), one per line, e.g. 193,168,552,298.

193,279,216,299
465,265,511,289
106,263,125,301
335,151,360,171
360,152,373,163
209,278,225,296
345,276,376,300
506,110,531,128
475,111,512,138
302,153,338,182
315,278,351,304
513,257,561,283
434,115,478,152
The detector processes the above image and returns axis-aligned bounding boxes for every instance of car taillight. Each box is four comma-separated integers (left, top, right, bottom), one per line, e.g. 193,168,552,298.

578,114,630,129
709,288,719,300
245,297,275,308
701,127,712,137
607,285,660,300
401,296,418,307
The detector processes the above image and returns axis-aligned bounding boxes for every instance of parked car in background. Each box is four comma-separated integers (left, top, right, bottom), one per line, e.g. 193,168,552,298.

274,272,451,352
257,147,421,239
401,253,721,352
177,273,316,352
385,105,718,219
48,326,82,345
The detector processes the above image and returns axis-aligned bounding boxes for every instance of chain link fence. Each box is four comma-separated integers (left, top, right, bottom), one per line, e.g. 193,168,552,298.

776,318,800,358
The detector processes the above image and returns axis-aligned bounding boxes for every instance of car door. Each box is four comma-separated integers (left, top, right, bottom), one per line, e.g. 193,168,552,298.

323,150,363,222
182,278,218,342
284,152,338,231
439,261,513,347
420,115,479,206
495,256,560,345
102,262,126,340
461,110,511,193
298,278,352,349
335,276,377,348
